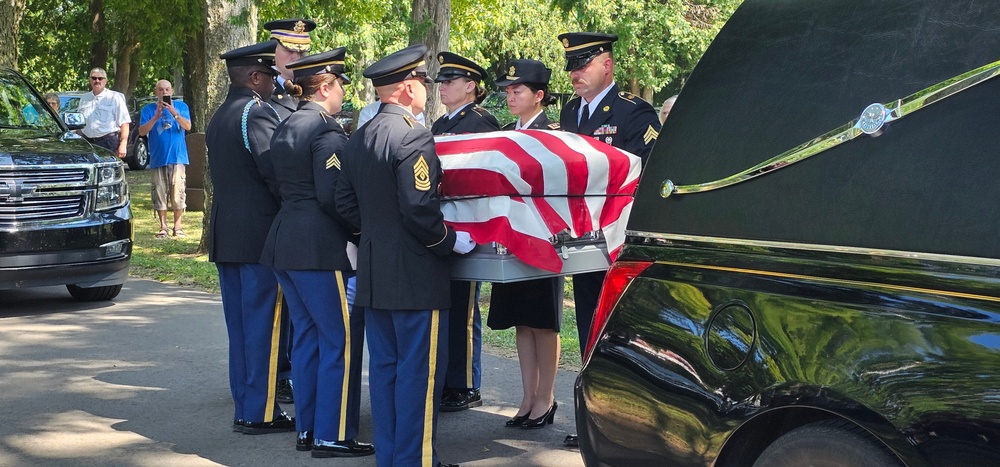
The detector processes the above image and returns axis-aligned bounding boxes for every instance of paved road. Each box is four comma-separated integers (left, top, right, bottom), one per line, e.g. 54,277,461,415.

0,279,585,466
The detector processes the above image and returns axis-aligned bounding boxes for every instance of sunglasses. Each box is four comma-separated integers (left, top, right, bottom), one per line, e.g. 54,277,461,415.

90,76,107,81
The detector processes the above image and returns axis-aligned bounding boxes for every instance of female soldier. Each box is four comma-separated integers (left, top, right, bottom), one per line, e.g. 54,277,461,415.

431,52,501,412
260,48,374,458
489,59,562,429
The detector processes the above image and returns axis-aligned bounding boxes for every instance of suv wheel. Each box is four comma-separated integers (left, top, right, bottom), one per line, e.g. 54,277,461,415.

128,137,149,170
66,284,123,301
752,419,902,467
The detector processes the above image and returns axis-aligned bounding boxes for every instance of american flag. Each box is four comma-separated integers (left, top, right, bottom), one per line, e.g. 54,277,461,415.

436,130,642,273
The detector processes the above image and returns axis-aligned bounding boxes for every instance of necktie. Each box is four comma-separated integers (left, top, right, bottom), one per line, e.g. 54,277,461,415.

580,104,590,128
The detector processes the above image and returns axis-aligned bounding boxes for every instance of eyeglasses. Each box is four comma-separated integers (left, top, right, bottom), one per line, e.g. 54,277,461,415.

90,76,107,81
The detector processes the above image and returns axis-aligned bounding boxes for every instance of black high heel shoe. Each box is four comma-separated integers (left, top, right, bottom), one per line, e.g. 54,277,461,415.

520,401,557,429
505,413,530,427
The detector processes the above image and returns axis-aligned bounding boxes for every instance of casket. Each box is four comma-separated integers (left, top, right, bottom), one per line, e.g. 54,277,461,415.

436,130,641,282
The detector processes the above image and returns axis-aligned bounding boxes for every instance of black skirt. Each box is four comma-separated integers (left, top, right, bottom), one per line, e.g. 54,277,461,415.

487,277,564,331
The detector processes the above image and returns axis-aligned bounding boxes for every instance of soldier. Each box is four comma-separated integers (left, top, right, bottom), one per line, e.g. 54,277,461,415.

262,16,317,404
557,31,661,447
206,41,294,435
430,51,500,414
334,43,473,467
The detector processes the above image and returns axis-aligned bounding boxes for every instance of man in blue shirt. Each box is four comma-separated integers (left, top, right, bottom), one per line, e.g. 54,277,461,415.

138,80,192,238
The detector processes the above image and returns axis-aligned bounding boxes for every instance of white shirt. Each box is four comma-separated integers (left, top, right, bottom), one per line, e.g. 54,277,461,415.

515,109,544,130
579,81,616,126
78,89,130,138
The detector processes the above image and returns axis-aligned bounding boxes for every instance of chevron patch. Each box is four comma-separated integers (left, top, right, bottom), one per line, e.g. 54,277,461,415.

644,125,659,145
414,155,431,191
326,153,341,170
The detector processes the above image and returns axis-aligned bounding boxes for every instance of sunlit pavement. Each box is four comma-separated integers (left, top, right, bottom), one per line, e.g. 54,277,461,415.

0,279,584,466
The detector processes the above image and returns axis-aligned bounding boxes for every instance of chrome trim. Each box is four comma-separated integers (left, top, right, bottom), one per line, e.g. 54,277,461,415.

625,231,1000,268
661,57,1000,198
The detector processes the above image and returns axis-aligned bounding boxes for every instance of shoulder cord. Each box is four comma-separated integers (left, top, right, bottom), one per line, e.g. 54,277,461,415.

241,99,282,153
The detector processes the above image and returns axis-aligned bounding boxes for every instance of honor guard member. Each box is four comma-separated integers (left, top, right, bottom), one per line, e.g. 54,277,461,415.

261,48,375,458
206,41,294,435
431,51,500,413
263,16,317,404
264,18,316,119
334,43,473,467
557,31,661,447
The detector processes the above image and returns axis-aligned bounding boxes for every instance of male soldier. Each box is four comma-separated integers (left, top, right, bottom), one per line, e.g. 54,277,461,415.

335,43,473,467
558,31,661,447
261,17,317,404
264,18,316,120
206,41,294,435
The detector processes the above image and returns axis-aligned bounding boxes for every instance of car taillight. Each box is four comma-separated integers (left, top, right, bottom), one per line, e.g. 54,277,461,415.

583,260,654,365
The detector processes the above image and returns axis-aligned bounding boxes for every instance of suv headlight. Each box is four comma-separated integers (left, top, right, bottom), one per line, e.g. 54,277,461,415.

96,162,129,211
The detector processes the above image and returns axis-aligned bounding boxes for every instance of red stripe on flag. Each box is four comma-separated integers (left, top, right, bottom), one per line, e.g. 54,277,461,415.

445,217,563,272
526,130,593,233
440,168,520,198
437,136,546,196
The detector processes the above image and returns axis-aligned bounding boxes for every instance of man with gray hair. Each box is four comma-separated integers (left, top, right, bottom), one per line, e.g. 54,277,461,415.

78,67,130,158
138,80,192,238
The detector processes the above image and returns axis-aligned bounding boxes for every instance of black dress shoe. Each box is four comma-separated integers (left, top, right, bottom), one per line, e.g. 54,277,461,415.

296,431,313,451
311,439,375,458
440,388,482,412
240,412,296,435
232,419,245,432
437,463,459,467
276,379,294,404
521,401,557,429
564,434,579,447
504,413,529,427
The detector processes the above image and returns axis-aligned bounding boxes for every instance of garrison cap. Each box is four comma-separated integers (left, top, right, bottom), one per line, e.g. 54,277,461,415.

495,59,551,87
220,41,278,69
263,18,316,53
435,52,486,83
287,47,352,84
364,44,432,87
558,32,618,71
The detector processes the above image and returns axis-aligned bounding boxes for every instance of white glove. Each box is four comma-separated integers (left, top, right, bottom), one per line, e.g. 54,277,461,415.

453,231,476,254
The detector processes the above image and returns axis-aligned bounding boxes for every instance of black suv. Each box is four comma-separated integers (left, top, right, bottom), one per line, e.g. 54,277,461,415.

575,1,1000,466
1,68,132,301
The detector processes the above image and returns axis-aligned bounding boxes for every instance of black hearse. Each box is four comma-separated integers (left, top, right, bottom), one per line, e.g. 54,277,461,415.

575,1,1000,465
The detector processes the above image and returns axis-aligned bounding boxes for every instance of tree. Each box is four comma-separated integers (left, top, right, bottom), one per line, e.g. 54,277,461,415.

409,0,450,120
0,0,27,68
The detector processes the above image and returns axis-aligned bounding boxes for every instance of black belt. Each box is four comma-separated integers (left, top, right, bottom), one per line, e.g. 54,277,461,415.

89,132,121,141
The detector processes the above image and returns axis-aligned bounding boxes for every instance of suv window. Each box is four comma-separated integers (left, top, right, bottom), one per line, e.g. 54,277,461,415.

0,71,62,136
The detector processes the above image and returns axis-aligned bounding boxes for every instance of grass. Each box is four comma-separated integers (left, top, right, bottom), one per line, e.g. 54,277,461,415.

125,169,582,368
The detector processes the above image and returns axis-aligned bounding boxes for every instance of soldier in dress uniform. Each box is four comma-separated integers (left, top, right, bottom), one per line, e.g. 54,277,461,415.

206,41,295,435
334,43,473,467
263,18,316,120
260,48,375,458
262,16,317,404
430,51,500,413
557,31,661,447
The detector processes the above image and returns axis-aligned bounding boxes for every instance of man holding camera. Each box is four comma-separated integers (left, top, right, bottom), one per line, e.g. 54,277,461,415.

138,79,192,238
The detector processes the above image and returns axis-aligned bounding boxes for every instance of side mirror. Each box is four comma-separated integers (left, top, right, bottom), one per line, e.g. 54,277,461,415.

63,112,86,130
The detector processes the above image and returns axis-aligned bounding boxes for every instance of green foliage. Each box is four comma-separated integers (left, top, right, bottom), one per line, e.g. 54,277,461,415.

18,0,92,92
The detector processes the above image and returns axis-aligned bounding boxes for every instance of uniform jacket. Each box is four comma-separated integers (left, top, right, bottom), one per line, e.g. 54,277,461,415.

335,104,457,310
430,102,500,135
260,101,355,271
560,83,661,164
501,112,561,131
205,86,281,263
270,83,298,121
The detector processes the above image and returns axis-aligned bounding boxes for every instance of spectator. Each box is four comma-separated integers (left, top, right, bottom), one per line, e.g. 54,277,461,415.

138,80,192,238
43,93,60,113
78,67,130,158
659,95,677,125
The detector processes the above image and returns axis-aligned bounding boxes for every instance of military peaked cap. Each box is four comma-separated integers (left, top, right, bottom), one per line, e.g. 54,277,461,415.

263,18,316,53
287,47,351,84
435,52,487,83
558,32,618,71
364,44,432,87
220,41,278,69
495,59,551,87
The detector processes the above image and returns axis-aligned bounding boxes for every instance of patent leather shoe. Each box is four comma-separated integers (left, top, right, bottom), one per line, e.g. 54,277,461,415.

296,431,313,451
239,412,296,434
520,401,557,429
564,434,579,447
275,379,294,404
232,419,245,432
311,439,375,458
504,413,529,427
440,388,482,412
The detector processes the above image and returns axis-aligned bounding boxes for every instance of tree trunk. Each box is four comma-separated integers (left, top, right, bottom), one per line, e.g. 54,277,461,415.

196,0,257,255
89,0,108,69
0,0,27,68
113,29,140,95
642,87,654,103
409,0,450,124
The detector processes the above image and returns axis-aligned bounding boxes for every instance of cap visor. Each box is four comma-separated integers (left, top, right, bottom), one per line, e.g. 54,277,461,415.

338,73,352,85
564,54,595,72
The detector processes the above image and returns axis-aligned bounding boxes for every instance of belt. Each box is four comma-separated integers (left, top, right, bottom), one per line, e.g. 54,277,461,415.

89,132,121,141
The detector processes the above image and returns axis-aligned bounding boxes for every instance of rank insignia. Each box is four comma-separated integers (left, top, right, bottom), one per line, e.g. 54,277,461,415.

414,155,431,191
644,125,659,145
326,153,341,170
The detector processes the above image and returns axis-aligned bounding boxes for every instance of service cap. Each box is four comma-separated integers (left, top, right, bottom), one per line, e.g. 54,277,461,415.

364,44,432,87
220,41,278,69
495,59,551,87
287,47,351,84
263,18,316,53
558,32,618,71
435,52,486,83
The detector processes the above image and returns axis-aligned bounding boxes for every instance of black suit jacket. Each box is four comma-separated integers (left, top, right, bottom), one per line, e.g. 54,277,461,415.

206,86,281,263
560,83,661,164
431,103,500,135
270,82,298,121
501,112,561,131
335,104,457,310
261,101,355,271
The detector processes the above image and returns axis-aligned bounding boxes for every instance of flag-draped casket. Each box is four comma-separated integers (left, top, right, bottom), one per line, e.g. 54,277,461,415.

436,130,642,282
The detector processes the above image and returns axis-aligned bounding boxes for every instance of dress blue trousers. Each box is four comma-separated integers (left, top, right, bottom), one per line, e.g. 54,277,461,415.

445,281,481,390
